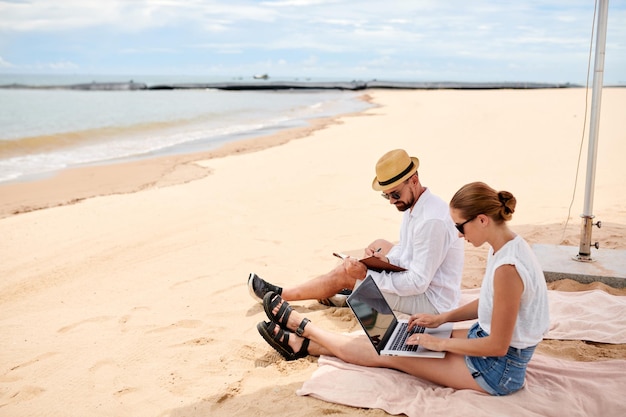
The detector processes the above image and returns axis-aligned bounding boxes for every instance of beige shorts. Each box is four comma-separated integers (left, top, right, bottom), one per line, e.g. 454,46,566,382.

353,275,438,315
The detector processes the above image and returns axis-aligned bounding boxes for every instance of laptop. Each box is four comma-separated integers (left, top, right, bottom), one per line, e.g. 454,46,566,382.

346,275,453,358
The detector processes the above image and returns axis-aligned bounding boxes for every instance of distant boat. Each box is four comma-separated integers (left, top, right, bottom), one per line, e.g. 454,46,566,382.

253,74,269,80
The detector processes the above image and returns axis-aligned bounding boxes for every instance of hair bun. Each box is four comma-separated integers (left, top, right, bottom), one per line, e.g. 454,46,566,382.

498,191,516,219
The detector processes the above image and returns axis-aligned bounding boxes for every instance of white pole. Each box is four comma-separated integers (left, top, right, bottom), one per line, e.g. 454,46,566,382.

577,0,610,261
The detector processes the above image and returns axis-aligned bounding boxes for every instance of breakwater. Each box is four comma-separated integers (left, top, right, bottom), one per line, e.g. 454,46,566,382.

1,80,579,91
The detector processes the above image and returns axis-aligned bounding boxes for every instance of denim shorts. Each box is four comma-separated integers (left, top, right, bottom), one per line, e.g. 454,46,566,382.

464,322,536,396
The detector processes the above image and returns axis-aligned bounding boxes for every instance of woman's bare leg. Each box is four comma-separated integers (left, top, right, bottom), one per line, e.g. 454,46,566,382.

271,298,487,393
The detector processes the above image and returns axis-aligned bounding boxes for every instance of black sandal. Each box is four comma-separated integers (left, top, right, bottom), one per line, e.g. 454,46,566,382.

257,321,310,361
263,291,310,336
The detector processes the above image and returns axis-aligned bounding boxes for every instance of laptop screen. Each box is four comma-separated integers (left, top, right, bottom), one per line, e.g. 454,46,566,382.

347,276,397,352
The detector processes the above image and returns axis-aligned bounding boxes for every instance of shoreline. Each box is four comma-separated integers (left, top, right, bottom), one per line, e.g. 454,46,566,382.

3,86,626,224
0,98,371,218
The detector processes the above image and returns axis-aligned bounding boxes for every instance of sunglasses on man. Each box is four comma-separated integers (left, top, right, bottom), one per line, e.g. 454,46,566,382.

381,180,410,200
381,190,403,200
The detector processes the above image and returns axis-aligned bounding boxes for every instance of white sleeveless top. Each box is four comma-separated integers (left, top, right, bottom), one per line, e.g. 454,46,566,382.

477,235,550,348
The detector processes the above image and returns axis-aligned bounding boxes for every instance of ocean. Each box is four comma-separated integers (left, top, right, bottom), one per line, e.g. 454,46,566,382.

0,74,373,184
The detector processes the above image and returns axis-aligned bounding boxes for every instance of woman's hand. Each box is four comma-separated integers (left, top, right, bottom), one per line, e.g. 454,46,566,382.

407,313,448,351
405,333,446,351
408,313,444,329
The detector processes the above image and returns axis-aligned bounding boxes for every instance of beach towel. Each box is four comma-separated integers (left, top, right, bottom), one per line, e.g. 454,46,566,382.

297,290,626,416
458,288,626,343
298,355,626,417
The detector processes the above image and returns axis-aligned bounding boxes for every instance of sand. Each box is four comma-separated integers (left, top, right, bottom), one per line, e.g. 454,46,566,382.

0,88,624,416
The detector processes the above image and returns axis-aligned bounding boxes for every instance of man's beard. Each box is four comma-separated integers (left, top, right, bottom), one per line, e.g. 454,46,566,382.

394,195,415,212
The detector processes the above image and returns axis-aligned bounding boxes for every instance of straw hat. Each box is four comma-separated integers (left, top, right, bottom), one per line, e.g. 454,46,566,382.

372,149,420,191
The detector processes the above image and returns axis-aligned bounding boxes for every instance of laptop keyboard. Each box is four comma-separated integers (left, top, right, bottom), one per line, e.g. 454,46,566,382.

390,322,425,352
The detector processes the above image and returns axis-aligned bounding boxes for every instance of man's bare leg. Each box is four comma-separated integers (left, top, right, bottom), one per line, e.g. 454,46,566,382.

248,257,367,303
281,264,359,301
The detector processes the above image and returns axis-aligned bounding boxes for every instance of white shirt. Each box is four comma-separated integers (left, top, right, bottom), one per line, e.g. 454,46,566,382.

371,188,464,313
478,235,550,348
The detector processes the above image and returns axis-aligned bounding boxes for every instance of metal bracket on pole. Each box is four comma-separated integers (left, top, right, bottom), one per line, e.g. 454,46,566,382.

575,215,602,262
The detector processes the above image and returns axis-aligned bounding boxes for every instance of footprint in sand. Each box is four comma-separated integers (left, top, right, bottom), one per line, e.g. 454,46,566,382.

147,319,204,333
113,387,139,397
89,360,139,397
2,385,46,406
253,349,284,368
6,352,60,373
170,275,211,289
1,352,60,387
57,316,113,333
117,306,150,330
208,380,242,405
177,337,214,346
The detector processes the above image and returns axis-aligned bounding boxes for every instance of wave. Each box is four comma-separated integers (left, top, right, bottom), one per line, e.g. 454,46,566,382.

0,114,309,183
0,117,214,159
0,89,373,183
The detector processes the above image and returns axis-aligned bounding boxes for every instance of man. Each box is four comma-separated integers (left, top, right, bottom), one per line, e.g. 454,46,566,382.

248,149,464,315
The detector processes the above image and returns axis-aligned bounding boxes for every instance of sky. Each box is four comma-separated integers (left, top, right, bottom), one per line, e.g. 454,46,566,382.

0,0,625,84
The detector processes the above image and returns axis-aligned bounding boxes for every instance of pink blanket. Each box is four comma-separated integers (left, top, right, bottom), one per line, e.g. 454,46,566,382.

298,355,626,417
297,290,626,416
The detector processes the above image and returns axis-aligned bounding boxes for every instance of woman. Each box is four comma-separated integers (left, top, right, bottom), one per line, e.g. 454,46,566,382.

257,181,550,395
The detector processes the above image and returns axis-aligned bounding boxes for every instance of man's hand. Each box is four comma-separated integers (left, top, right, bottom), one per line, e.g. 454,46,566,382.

364,239,393,257
344,257,368,280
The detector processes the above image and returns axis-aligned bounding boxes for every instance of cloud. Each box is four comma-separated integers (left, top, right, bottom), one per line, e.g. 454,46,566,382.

46,61,79,70
0,59,79,72
0,0,278,32
0,56,15,68
0,1,623,83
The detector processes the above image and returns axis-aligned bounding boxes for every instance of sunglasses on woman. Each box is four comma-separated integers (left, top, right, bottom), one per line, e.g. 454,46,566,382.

455,216,477,234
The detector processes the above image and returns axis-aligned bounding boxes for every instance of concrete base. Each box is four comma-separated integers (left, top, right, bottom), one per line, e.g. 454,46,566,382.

532,244,626,288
